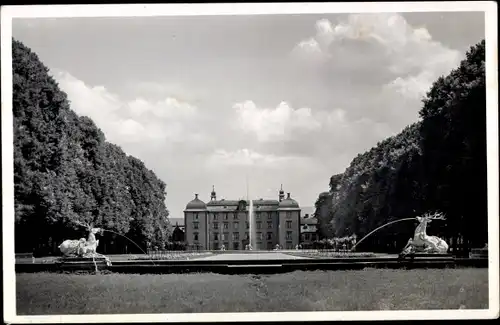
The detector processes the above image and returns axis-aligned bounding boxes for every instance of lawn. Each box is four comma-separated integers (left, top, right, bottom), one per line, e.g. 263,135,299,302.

16,268,488,314
16,252,214,264
284,251,378,258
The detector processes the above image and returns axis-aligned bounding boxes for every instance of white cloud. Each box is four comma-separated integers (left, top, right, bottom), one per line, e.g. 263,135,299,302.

206,148,312,169
54,70,201,145
233,100,321,142
293,13,461,101
128,97,197,119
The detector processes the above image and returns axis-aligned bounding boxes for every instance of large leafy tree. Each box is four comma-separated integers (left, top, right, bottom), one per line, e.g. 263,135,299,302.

13,39,171,254
419,40,487,249
312,39,487,252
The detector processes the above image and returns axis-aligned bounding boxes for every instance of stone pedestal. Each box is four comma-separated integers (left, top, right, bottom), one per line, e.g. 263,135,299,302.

470,248,488,258
56,256,112,270
399,252,454,260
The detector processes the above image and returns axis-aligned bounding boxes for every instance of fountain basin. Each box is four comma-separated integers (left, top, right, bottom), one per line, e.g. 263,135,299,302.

16,253,488,274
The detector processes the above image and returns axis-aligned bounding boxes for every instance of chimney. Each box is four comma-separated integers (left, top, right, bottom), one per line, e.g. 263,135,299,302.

195,193,199,199
287,192,291,199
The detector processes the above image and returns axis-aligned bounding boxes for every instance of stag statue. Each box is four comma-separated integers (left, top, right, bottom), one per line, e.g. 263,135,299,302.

400,212,449,257
58,220,110,265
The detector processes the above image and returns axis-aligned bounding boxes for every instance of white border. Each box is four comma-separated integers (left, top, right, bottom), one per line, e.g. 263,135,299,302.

2,1,498,323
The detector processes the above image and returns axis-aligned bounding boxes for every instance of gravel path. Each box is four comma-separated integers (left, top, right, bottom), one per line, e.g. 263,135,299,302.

194,252,309,261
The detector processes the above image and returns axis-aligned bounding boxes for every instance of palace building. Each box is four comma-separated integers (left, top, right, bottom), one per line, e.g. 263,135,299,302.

184,186,301,250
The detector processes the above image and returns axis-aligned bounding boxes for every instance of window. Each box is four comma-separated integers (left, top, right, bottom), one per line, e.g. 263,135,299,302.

213,233,219,241
213,243,219,250
267,242,274,250
257,232,263,240
194,232,199,241
213,213,218,220
223,223,229,229
213,222,218,229
305,233,310,241
232,232,239,241
245,232,249,240
266,232,272,240
233,213,238,220
311,234,317,241
194,213,199,220
222,233,228,241
224,213,229,220
286,220,292,229
268,212,272,219
256,212,261,219
286,241,293,249
193,222,199,229
286,231,292,240
256,221,262,229
286,212,291,218
267,221,273,229
233,222,239,230
233,242,239,250
245,221,249,229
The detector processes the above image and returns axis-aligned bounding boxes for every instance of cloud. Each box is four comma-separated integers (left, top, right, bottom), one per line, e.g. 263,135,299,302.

206,148,313,169
293,13,462,102
20,12,481,226
53,70,202,146
233,100,321,142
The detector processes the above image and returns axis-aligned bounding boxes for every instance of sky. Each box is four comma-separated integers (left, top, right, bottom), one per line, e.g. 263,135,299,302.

12,11,485,220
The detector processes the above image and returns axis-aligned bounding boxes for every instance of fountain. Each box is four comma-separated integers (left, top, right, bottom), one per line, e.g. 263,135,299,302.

350,211,449,257
57,219,157,271
246,175,257,250
248,197,255,250
58,220,112,271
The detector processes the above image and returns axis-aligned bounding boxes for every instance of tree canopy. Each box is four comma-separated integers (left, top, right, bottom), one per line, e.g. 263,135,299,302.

13,39,171,255
313,40,487,252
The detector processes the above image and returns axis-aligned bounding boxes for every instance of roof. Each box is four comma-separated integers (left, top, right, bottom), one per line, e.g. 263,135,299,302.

205,198,280,211
185,194,207,211
186,192,301,212
279,193,299,209
300,217,318,225
301,206,315,216
169,218,184,226
207,199,279,206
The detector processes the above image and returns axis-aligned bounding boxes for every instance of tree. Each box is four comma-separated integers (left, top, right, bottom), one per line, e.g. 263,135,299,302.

419,39,487,250
312,39,487,253
13,39,172,254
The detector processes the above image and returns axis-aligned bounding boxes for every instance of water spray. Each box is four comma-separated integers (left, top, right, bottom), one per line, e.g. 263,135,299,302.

350,217,417,252
101,229,157,266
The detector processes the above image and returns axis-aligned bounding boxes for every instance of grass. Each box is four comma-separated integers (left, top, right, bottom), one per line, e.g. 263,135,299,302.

16,268,488,314
131,252,214,260
284,251,377,258
16,252,214,264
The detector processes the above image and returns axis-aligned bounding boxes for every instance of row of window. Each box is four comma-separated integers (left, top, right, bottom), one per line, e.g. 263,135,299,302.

191,231,294,242
192,220,294,230
191,211,295,220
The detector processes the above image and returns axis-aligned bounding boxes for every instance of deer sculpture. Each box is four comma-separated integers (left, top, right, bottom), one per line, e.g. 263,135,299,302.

58,220,105,259
400,212,449,256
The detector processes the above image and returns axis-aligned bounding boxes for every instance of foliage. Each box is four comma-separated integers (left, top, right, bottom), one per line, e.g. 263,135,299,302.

13,39,171,254
313,40,487,251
